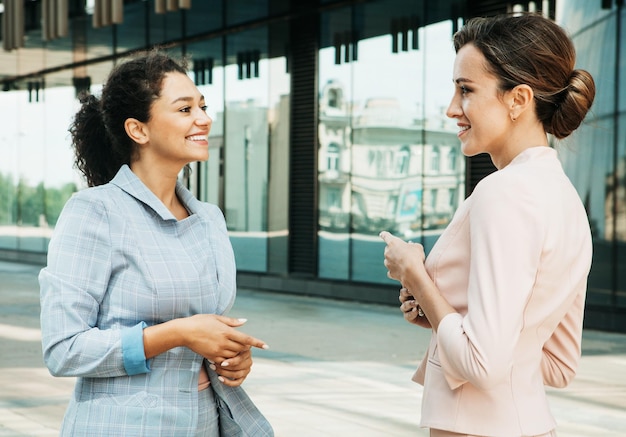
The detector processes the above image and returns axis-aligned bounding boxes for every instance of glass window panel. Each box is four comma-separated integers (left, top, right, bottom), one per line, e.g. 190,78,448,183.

557,0,613,32
224,28,269,272
116,1,148,51
189,38,225,207
226,0,269,26
421,19,464,253
266,23,291,275
562,9,615,118
187,1,223,36
16,81,47,252
0,91,19,250
559,0,623,310
616,113,626,308
148,4,183,45
560,117,614,307
618,7,626,307
85,8,114,59
621,7,626,113
318,6,353,281
318,1,462,284
42,81,81,237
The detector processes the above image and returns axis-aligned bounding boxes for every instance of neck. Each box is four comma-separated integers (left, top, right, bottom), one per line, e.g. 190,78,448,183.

130,159,188,219
492,121,548,169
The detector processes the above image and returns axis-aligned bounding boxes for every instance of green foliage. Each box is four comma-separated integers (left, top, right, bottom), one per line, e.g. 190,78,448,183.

0,171,76,227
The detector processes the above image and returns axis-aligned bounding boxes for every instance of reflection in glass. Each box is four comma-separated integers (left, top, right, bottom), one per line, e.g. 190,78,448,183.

0,84,79,253
116,1,148,52
317,3,463,284
559,1,621,308
190,38,224,207
224,28,270,272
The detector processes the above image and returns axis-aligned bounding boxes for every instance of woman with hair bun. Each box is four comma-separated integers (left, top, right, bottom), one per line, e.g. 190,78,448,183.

380,13,595,437
39,51,273,436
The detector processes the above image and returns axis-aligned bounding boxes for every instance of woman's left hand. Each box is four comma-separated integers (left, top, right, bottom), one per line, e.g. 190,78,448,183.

210,349,254,387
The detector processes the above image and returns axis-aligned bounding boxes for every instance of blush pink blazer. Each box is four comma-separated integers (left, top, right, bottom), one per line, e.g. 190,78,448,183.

414,146,592,436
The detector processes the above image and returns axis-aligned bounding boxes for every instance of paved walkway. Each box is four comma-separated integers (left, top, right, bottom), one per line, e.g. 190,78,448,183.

0,260,625,436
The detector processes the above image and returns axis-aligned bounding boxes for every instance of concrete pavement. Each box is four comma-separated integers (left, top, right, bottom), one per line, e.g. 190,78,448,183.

0,260,625,436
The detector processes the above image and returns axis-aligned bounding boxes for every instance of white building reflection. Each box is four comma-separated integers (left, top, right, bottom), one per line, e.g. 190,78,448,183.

318,79,464,238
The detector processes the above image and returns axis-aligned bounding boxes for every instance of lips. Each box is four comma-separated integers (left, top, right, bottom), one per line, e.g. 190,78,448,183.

458,125,470,137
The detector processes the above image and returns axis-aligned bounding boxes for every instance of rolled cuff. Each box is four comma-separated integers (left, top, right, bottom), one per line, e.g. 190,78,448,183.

436,312,468,390
121,322,151,375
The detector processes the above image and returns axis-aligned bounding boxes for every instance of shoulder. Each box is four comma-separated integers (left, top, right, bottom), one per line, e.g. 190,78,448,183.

56,184,134,229
471,166,537,208
472,150,559,207
197,202,228,229
469,161,550,236
63,184,123,213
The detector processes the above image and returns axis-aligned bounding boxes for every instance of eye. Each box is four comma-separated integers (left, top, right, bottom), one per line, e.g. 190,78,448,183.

201,105,208,112
460,85,470,95
179,106,191,113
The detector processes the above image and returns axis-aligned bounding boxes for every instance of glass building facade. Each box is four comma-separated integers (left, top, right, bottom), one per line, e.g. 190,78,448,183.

0,0,623,332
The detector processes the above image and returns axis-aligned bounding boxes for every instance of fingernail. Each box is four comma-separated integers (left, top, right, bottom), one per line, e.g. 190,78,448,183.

221,361,229,367
262,344,270,350
237,318,248,323
218,376,225,383
209,364,217,371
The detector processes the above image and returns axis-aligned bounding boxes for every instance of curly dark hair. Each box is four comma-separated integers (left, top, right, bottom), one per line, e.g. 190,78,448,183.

70,51,188,186
454,13,595,139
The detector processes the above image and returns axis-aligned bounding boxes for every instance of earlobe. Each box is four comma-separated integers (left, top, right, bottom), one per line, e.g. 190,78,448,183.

124,118,149,145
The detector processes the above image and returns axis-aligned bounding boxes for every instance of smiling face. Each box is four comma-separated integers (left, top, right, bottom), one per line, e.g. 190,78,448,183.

140,72,212,168
446,44,513,162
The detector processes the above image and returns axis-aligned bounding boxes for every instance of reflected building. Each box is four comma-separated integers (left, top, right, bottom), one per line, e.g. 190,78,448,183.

318,79,352,231
318,79,463,237
0,0,624,332
605,157,626,241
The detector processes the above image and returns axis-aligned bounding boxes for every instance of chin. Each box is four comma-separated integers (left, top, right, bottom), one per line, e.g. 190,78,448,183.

192,152,209,162
461,144,481,157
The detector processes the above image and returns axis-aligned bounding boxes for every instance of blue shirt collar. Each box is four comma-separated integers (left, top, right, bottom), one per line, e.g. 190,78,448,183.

110,165,198,221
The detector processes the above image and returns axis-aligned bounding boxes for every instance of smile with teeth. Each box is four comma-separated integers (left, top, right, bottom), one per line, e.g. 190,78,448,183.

186,135,206,141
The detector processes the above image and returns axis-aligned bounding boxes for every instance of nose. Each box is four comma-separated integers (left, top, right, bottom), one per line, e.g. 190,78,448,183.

446,92,462,119
195,110,212,127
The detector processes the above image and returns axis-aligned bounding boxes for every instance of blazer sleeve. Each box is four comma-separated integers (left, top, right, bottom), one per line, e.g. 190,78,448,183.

40,193,149,378
541,289,585,388
436,174,545,390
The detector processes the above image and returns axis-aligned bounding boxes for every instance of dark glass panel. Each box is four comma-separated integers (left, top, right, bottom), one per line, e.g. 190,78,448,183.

116,1,148,52
224,27,269,272
186,0,223,36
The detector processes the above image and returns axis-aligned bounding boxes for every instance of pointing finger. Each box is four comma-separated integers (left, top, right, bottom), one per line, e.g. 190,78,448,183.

379,230,392,243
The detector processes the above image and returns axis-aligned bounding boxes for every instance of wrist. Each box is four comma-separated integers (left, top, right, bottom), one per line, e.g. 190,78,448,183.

143,318,187,359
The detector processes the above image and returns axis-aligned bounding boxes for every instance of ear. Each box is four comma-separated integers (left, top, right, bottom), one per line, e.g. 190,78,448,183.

508,84,534,121
124,118,149,145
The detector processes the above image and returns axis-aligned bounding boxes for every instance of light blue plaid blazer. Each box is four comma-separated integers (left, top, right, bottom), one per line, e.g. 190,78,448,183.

40,165,270,436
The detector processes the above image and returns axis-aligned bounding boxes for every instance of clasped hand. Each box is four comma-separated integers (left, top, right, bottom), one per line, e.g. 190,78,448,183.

183,314,268,387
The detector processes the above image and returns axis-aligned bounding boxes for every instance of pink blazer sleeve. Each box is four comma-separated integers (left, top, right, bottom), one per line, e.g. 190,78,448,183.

541,289,585,388
436,173,545,390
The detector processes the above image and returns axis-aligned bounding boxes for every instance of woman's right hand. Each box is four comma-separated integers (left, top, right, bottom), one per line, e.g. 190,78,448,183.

180,314,268,365
142,314,268,370
399,288,431,329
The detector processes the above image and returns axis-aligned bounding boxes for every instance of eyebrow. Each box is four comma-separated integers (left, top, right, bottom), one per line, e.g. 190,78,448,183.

453,77,474,84
170,95,205,105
